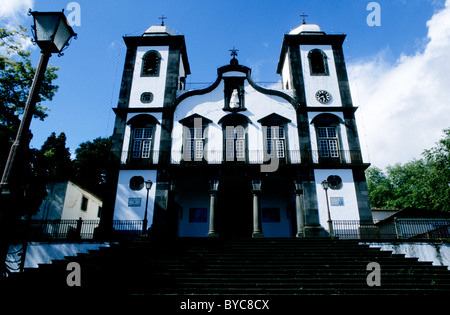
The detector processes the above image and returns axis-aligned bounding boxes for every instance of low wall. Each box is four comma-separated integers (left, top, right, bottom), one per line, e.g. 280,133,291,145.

7,242,112,271
361,242,450,270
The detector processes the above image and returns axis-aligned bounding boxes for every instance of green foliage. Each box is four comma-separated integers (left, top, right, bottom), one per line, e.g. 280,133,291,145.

73,136,113,197
0,26,59,125
366,166,394,209
366,128,450,212
0,26,60,217
39,132,74,181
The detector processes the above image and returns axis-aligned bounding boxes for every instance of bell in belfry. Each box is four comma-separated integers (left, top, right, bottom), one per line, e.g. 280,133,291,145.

230,89,240,108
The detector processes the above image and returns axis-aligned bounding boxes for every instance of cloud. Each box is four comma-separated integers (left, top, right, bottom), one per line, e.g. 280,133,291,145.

0,0,34,24
349,0,450,169
0,0,36,54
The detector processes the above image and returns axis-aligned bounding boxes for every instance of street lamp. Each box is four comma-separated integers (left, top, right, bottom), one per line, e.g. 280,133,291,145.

30,10,77,55
321,180,334,237
0,10,76,194
251,180,262,192
142,179,153,235
209,180,219,192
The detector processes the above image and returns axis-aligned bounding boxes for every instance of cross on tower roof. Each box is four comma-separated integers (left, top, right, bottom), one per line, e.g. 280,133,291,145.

159,14,167,26
229,46,239,58
300,12,308,24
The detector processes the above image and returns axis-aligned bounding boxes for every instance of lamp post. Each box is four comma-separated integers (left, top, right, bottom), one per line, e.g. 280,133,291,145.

0,10,76,194
0,10,76,278
142,179,153,235
321,180,334,237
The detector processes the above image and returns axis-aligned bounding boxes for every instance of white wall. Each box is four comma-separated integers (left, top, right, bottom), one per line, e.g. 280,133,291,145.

128,46,169,109
113,170,157,221
61,182,102,220
315,169,360,232
300,44,342,107
172,75,299,164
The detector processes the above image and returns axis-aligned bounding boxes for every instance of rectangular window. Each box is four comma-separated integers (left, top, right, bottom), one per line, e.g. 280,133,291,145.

262,208,281,222
189,208,207,223
317,127,339,158
265,126,285,158
81,196,88,211
184,126,205,160
132,127,153,159
225,126,245,160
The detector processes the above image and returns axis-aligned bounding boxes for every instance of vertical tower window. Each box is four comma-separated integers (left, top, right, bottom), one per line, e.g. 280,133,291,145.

308,49,329,76
141,50,161,76
317,127,339,158
132,127,153,158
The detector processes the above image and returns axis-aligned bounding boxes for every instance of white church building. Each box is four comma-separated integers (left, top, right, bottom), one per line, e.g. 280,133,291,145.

108,20,372,238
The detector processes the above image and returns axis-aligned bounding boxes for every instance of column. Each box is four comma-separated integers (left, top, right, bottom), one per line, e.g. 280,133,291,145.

251,180,264,238
208,180,219,237
294,183,305,237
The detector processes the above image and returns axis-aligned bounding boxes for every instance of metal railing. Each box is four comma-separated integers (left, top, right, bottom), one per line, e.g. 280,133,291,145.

12,219,450,242
13,219,144,242
332,219,450,240
114,149,365,166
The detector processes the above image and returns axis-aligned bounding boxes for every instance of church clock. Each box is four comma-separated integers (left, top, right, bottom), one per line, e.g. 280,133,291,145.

315,90,331,104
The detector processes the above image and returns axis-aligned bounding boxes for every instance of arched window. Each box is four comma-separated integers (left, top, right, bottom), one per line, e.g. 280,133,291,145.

311,113,343,161
141,50,161,76
127,114,159,163
308,49,329,76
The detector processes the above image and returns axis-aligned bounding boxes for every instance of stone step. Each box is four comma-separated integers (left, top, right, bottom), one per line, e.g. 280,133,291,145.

5,238,450,296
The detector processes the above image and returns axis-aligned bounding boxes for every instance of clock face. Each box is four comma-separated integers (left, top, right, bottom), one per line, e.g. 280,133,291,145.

315,90,331,104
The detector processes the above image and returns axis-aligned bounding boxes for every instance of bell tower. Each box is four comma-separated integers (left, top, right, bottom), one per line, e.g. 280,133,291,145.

277,21,372,234
109,20,190,233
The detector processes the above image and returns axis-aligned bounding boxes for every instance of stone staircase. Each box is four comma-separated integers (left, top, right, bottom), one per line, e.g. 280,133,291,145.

3,238,450,296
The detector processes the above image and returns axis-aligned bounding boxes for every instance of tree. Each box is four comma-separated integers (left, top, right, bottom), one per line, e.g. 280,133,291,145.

422,128,450,212
366,166,394,209
385,159,431,210
0,26,59,166
366,128,450,212
39,132,74,181
73,137,113,198
0,25,60,213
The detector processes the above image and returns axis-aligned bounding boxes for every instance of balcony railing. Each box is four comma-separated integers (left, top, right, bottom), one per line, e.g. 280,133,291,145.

114,150,365,166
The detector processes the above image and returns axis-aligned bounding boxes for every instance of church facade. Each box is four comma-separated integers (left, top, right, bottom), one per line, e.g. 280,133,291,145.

109,21,372,238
